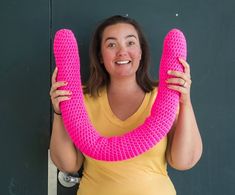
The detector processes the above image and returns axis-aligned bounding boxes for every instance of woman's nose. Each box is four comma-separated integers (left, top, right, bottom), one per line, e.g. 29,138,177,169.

117,45,128,56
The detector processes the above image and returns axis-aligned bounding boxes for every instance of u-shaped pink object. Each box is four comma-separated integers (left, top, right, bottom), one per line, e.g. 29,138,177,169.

53,28,187,161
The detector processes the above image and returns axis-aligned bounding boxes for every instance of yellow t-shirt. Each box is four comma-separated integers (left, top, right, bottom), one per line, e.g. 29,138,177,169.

77,87,176,195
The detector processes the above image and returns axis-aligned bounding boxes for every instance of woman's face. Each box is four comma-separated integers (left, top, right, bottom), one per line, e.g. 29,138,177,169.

100,23,142,80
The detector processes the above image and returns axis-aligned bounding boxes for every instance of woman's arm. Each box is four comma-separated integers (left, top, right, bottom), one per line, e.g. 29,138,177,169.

166,58,203,170
49,67,84,173
167,101,202,170
50,114,84,173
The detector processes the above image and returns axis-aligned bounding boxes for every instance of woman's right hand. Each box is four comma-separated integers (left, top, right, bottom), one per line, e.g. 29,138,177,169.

50,67,71,114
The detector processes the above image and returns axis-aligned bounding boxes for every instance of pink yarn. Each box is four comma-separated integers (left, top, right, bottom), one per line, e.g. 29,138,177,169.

53,28,187,161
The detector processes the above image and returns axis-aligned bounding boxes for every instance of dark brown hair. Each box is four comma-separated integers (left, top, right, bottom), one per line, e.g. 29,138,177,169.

83,15,158,96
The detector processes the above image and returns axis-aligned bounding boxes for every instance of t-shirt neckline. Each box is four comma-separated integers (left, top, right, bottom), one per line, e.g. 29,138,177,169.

100,87,151,127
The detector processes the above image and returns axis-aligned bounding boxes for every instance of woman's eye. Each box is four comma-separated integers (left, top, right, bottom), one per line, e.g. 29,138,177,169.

107,43,116,48
128,41,135,46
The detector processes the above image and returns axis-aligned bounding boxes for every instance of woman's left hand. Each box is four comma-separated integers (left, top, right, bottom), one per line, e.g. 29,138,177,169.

166,58,192,105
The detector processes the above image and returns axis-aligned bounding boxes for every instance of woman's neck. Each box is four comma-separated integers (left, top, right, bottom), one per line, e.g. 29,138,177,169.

107,76,142,95
106,76,146,121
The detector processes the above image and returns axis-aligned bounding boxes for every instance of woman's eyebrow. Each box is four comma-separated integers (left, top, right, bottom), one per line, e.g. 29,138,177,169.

125,34,137,39
104,37,116,42
104,34,137,43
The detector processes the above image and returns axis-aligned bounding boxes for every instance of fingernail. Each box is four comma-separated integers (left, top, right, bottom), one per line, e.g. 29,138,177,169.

178,57,184,62
64,81,68,85
167,70,171,74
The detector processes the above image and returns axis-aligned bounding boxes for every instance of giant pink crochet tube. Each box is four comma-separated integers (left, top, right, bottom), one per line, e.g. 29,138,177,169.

54,28,187,161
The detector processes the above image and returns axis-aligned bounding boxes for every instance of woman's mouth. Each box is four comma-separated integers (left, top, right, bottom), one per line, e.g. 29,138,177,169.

115,60,131,65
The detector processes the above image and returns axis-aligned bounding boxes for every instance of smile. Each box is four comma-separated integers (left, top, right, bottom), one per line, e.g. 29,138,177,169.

115,60,131,65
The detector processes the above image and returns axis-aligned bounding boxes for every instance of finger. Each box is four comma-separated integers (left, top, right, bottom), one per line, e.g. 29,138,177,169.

56,96,71,103
50,81,68,95
167,84,188,93
167,70,189,81
51,67,58,84
51,95,71,113
166,78,186,86
179,58,190,75
51,90,72,99
166,75,192,88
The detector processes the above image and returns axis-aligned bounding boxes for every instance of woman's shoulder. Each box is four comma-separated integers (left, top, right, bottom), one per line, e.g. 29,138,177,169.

143,87,158,107
83,85,105,103
150,86,158,97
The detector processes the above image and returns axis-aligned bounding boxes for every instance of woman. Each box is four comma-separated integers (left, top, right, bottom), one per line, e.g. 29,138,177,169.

50,15,202,195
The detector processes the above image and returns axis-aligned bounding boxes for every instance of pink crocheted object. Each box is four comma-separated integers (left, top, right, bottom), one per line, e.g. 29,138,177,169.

53,28,187,161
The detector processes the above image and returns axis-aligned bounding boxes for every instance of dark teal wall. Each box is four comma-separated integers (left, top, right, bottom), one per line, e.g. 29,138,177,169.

53,1,235,194
0,0,50,194
1,0,235,194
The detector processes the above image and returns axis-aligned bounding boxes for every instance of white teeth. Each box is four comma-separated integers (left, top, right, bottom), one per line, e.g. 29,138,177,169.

116,60,130,65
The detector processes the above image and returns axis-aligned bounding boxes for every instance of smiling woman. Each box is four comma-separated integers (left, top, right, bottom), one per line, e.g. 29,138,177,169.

50,15,202,195
53,27,185,161
100,23,142,79
83,15,157,97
